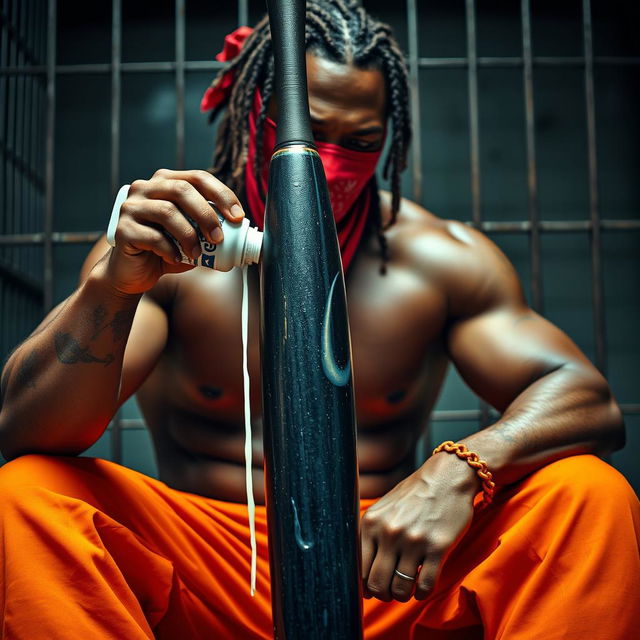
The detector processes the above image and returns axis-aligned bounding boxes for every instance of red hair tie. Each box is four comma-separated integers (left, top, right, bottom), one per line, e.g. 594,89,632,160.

200,26,254,113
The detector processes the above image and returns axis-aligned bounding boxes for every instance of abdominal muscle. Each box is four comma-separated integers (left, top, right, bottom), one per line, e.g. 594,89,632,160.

143,402,426,505
137,334,444,505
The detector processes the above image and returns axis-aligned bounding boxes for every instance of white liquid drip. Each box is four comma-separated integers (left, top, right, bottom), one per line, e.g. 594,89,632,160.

242,265,257,596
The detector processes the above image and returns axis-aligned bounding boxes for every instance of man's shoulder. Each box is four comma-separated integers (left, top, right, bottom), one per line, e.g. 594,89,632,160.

379,192,524,316
379,190,487,270
379,190,441,230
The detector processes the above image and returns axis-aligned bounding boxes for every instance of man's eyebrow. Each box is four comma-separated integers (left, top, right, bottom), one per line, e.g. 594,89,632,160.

352,126,384,136
309,113,384,136
309,115,383,136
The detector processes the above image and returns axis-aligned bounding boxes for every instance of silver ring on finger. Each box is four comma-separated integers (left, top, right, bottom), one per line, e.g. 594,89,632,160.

394,568,417,582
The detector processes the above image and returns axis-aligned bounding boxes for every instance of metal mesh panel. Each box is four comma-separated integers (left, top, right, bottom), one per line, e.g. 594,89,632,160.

0,0,47,357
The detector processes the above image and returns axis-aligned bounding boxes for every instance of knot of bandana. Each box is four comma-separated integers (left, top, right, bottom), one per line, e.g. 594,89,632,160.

200,26,254,113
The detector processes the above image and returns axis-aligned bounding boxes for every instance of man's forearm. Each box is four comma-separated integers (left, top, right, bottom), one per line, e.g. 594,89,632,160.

456,364,624,489
0,261,141,460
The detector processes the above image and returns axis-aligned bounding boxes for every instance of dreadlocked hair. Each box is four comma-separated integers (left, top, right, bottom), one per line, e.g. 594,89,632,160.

207,0,411,273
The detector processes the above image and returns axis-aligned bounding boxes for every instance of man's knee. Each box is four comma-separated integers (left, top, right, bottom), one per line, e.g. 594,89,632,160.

0,453,85,510
532,454,638,513
0,453,54,488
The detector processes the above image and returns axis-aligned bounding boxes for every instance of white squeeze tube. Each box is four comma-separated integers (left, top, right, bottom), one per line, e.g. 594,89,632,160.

242,265,257,596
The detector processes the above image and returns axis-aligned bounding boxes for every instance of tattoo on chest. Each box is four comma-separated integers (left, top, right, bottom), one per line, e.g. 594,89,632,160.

55,332,114,366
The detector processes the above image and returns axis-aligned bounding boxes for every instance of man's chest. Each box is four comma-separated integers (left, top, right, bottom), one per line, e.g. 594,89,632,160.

162,257,449,423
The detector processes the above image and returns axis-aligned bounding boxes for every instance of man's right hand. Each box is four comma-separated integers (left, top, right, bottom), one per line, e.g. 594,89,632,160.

106,168,245,295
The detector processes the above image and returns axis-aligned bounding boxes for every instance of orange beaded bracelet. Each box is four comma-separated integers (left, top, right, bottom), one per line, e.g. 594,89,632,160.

432,440,496,509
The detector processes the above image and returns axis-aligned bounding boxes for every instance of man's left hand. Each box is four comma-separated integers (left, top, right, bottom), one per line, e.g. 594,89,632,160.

361,454,480,602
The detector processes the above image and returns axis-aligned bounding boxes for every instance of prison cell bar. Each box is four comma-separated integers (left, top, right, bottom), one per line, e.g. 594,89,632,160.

2,3,9,344
3,56,639,77
406,0,421,203
2,2,10,338
0,0,46,360
0,2,639,453
44,0,55,314
463,0,491,428
109,0,123,464
175,0,185,171
520,0,542,315
582,0,606,374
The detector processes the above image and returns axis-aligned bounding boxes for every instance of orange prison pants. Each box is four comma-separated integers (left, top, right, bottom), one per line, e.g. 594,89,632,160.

0,453,638,639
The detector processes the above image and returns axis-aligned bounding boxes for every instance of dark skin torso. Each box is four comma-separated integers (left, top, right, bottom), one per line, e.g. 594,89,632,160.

138,201,449,504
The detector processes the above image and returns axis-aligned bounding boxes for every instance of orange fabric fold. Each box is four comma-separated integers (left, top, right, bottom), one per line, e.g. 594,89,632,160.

0,453,638,639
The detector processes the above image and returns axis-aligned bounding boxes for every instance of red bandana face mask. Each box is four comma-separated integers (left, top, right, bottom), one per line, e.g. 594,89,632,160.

200,26,383,272
245,94,383,271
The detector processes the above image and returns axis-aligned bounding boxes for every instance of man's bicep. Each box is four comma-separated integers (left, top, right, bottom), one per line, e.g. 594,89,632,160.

431,223,587,410
447,305,594,412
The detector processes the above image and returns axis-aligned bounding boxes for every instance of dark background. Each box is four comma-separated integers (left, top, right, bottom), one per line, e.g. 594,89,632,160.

1,0,638,491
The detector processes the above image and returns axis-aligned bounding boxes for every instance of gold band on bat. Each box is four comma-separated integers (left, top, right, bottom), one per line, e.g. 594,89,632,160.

271,145,319,159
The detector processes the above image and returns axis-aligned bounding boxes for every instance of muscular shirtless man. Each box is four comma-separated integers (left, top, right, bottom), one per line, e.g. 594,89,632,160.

1,3,638,639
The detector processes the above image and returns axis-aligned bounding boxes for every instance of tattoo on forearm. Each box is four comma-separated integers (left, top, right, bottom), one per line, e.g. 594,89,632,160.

110,309,136,342
91,305,108,339
89,305,135,342
49,303,133,367
54,332,114,367
16,349,40,388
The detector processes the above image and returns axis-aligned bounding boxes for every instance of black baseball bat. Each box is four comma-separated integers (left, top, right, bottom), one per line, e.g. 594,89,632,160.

260,0,363,638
